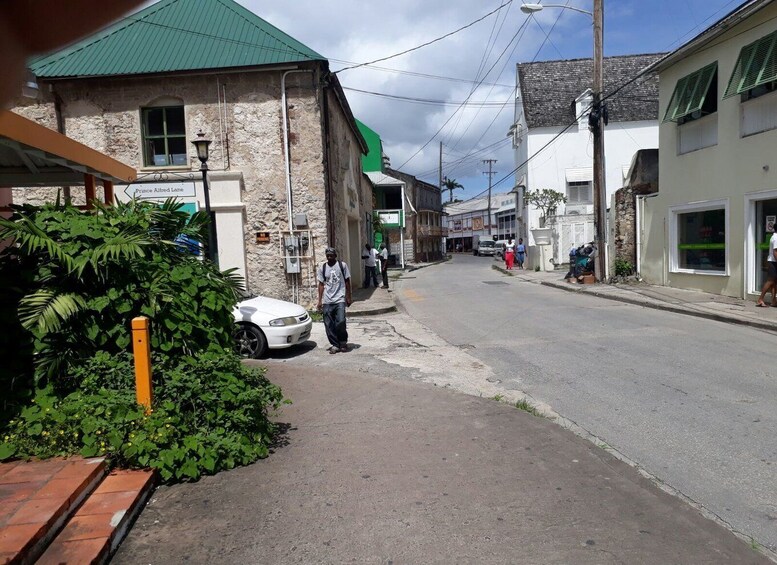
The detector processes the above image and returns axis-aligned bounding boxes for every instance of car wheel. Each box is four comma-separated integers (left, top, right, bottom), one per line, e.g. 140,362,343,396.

234,323,267,359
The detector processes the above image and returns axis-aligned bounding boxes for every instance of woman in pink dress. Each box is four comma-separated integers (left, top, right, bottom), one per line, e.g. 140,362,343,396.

504,238,516,270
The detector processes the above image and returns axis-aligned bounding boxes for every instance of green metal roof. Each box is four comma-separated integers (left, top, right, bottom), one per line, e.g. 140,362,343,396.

355,119,383,173
29,0,325,78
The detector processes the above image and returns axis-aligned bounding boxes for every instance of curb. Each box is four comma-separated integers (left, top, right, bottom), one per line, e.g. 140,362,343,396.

540,280,777,333
348,305,398,317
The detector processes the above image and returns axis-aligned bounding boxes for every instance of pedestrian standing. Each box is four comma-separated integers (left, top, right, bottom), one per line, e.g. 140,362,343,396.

361,243,379,288
504,238,516,270
317,247,352,353
756,226,777,307
379,243,389,288
516,238,526,269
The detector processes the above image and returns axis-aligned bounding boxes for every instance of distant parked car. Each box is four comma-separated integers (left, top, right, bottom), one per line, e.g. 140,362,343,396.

475,240,496,256
233,295,312,358
494,240,508,258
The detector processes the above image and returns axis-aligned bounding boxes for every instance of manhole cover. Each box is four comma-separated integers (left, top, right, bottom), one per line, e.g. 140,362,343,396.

482,281,508,285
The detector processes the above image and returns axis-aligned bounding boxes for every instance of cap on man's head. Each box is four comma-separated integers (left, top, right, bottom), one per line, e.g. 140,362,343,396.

325,247,337,256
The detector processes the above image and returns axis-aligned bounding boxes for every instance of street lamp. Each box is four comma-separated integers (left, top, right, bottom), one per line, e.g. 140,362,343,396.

520,1,606,281
191,131,219,266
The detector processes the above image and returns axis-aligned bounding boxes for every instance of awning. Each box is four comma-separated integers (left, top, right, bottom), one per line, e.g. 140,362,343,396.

0,110,136,187
565,167,593,183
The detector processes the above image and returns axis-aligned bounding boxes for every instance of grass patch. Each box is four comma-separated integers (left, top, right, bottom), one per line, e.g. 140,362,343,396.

514,398,540,416
492,393,505,402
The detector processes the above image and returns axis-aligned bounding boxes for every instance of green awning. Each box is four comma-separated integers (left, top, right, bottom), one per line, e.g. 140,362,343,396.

723,30,777,98
663,62,718,123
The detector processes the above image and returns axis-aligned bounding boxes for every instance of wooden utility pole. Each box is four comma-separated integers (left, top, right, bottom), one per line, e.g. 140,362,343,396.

592,0,607,281
483,159,497,238
438,142,443,191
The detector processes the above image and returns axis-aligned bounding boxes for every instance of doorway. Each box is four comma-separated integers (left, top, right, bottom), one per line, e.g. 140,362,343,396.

746,192,777,295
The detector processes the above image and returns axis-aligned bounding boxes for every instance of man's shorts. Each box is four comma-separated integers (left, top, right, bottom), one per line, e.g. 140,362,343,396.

768,260,777,281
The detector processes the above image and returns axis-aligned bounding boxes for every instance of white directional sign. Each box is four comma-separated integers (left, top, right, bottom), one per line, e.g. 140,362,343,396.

123,182,196,200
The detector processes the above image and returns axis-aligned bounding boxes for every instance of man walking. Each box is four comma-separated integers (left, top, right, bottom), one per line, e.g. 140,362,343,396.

756,226,777,307
317,247,352,353
379,243,389,289
362,243,379,288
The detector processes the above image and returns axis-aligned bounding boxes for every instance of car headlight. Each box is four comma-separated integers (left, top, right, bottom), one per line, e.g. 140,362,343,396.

268,316,298,327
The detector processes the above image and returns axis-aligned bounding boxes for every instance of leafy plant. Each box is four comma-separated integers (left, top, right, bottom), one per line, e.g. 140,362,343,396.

0,198,243,386
442,177,464,203
614,258,634,277
525,188,567,225
515,398,540,416
0,350,286,482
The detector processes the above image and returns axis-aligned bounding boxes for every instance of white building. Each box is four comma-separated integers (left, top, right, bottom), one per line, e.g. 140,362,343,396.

444,191,516,253
640,0,777,300
510,54,663,270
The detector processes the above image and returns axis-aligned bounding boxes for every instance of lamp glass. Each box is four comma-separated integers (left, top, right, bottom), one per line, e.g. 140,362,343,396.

192,132,211,163
520,3,544,13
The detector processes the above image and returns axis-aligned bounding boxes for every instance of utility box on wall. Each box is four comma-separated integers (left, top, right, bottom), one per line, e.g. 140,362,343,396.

284,235,301,273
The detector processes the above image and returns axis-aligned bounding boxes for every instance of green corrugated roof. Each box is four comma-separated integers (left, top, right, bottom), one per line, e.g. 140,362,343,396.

29,0,325,78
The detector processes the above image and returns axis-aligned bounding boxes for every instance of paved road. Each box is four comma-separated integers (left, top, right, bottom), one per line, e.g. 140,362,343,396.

393,254,777,553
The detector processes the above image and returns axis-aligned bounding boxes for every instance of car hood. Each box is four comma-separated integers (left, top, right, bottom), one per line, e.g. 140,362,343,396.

233,296,308,324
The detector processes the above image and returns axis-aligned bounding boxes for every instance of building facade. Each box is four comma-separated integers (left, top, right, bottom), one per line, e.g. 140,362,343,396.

11,0,370,304
641,0,777,299
444,191,516,252
510,54,662,270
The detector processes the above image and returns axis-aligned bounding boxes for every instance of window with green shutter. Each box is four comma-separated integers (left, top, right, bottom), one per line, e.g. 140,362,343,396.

663,62,718,123
141,106,187,167
723,30,777,99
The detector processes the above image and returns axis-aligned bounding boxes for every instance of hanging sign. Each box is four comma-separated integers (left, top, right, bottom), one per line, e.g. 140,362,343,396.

766,215,776,233
123,181,196,200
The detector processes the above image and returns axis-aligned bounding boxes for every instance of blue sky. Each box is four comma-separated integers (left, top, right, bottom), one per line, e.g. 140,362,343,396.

240,0,740,200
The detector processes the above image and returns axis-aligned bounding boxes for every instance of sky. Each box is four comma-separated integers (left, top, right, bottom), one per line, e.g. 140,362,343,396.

236,0,741,200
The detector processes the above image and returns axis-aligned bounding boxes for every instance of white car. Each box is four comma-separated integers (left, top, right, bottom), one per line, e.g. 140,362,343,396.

233,295,313,358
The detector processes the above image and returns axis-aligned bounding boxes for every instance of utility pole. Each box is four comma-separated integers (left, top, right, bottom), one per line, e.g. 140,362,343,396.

483,159,497,238
438,142,443,191
592,0,607,281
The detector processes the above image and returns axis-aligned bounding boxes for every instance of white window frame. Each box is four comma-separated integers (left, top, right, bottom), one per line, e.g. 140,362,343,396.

567,180,592,204
744,188,777,294
740,87,777,137
669,198,729,276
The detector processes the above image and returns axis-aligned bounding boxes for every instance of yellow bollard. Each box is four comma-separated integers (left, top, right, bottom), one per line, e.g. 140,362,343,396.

131,316,153,413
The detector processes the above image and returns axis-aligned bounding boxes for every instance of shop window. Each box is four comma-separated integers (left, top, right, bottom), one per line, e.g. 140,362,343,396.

672,202,727,273
142,106,187,167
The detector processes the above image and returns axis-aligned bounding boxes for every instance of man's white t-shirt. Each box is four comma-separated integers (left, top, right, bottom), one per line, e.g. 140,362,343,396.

364,248,377,268
769,233,777,262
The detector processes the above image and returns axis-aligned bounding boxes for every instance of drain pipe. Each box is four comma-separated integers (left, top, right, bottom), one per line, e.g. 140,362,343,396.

635,192,659,277
281,69,312,230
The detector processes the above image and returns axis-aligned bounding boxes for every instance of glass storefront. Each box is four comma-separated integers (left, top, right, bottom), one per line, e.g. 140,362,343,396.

677,208,726,271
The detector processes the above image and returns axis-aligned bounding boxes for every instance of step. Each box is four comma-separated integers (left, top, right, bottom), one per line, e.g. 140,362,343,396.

36,469,155,565
0,457,107,564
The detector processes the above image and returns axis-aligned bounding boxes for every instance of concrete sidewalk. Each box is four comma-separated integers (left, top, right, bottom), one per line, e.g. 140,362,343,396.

114,364,769,564
494,264,777,333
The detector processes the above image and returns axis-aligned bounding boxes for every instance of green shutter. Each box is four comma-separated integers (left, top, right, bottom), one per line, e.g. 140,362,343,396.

723,30,777,98
663,62,718,123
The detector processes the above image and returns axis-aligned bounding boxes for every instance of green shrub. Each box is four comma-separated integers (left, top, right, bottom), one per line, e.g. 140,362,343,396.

614,258,634,277
0,350,285,482
0,198,242,387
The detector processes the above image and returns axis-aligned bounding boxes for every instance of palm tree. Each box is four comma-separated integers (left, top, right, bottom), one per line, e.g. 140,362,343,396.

442,177,464,203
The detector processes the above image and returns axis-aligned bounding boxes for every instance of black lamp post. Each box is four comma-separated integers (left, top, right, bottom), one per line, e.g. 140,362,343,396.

191,131,218,266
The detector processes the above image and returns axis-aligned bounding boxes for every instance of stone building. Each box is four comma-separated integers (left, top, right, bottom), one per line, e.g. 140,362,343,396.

11,0,370,304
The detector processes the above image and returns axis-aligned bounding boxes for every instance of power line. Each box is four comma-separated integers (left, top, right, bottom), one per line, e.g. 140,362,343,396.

341,86,513,107
335,0,514,73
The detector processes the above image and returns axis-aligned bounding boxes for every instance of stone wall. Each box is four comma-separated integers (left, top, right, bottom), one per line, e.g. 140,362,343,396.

10,65,369,304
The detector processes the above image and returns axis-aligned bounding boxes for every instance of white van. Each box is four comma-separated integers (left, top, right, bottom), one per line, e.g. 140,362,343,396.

474,239,496,256
493,240,508,258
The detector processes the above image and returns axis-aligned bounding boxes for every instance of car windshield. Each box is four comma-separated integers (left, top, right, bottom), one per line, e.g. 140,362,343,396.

480,241,494,247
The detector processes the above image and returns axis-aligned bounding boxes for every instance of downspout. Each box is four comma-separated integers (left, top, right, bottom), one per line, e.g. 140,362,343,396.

635,192,659,278
281,69,312,230
52,88,71,203
320,74,337,246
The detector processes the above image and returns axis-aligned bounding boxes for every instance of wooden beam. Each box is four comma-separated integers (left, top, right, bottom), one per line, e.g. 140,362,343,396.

84,174,96,209
103,180,114,205
0,110,137,184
